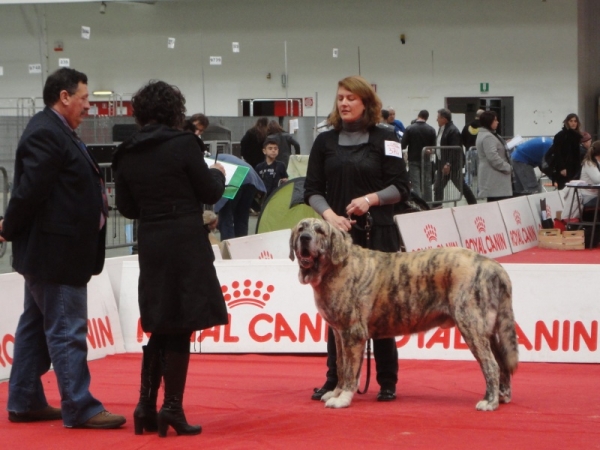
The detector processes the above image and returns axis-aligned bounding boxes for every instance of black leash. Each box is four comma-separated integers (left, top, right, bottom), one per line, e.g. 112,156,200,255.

351,212,373,395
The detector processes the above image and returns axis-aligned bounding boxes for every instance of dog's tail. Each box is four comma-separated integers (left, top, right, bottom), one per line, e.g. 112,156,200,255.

495,268,519,374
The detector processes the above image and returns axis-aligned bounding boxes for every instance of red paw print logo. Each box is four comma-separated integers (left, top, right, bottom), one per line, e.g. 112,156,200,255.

222,279,274,308
474,216,486,233
259,250,274,259
513,210,522,225
424,224,437,242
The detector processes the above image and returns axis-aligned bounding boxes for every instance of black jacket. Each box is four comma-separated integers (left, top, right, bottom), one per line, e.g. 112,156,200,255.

2,107,106,286
113,124,228,333
401,120,436,162
438,121,464,167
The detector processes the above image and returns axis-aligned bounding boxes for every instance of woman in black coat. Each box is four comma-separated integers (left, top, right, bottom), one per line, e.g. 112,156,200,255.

113,81,227,437
552,113,583,189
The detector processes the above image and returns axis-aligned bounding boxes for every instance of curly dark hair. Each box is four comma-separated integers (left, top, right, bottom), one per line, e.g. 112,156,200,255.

131,80,186,128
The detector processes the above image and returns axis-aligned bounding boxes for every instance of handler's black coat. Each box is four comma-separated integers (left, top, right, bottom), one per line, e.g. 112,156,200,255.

113,124,228,334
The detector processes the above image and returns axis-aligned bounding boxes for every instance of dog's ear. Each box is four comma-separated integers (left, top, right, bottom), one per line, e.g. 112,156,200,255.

289,227,296,261
329,224,350,265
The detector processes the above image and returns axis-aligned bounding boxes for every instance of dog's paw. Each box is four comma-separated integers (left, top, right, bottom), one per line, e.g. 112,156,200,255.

475,399,499,411
321,391,335,402
499,387,512,404
325,391,353,409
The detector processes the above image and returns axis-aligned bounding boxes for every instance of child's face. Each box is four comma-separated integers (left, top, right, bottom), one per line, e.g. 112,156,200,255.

263,144,279,159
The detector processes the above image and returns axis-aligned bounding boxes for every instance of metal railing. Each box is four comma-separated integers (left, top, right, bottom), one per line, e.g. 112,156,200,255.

99,163,138,250
421,146,466,207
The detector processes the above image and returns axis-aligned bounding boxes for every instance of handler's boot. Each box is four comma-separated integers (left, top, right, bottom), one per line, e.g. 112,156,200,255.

157,350,201,437
374,337,398,402
133,345,162,435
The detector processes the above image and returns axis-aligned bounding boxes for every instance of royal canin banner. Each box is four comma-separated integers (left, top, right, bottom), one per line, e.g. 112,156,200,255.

394,208,462,252
526,191,564,228
224,229,291,260
0,271,126,381
451,202,513,258
497,197,539,253
115,260,600,363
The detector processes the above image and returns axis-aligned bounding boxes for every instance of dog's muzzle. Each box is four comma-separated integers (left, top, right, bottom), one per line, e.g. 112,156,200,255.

297,233,316,269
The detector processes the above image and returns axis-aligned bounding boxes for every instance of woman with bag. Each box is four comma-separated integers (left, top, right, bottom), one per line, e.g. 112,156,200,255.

304,75,410,403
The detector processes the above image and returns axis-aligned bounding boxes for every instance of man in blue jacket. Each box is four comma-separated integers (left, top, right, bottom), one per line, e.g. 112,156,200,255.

511,136,553,195
0,68,125,429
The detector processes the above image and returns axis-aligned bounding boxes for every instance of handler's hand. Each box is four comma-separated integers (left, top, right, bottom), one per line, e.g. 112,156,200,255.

345,196,370,217
560,169,567,177
322,209,354,232
210,162,226,177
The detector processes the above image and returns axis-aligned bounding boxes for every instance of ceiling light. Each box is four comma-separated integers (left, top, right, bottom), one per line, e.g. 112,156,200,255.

93,90,113,96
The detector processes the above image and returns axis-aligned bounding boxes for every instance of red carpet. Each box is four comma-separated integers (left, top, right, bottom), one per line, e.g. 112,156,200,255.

496,245,600,264
1,354,599,449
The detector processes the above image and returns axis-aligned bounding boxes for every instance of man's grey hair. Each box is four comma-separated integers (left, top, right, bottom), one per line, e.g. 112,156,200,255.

437,108,452,121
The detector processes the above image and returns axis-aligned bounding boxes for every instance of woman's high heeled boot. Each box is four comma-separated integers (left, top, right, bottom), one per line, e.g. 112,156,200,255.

157,350,201,437
133,345,162,435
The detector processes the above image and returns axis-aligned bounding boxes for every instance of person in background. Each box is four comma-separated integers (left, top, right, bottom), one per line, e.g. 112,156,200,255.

552,113,583,189
266,120,301,169
256,137,289,199
579,141,600,210
190,113,209,136
240,117,269,169
202,210,220,245
304,75,410,403
213,153,266,240
511,136,553,195
0,68,126,429
434,108,478,205
385,106,405,138
401,109,436,200
580,131,592,162
113,80,227,437
379,109,396,132
461,109,484,151
476,110,513,202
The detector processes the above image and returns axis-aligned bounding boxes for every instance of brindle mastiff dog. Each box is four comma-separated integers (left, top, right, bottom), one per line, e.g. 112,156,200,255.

289,218,518,411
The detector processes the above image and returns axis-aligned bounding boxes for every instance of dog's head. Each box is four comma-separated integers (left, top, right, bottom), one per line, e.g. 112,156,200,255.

289,218,352,286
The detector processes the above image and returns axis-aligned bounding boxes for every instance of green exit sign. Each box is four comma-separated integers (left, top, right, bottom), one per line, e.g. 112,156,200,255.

480,83,489,93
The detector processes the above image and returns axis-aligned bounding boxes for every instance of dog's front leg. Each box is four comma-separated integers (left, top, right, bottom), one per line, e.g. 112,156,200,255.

325,330,366,409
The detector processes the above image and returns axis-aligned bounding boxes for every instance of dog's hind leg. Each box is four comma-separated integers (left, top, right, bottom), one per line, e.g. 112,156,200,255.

489,335,512,404
325,331,366,409
455,320,500,411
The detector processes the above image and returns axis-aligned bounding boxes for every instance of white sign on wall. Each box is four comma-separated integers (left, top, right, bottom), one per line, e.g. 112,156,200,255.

232,42,240,53
28,64,42,74
81,26,91,39
0,66,3,76
167,37,175,49
58,58,70,67
332,48,338,58
209,56,222,65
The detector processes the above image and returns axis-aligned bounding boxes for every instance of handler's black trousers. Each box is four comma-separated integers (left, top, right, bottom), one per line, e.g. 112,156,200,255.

324,327,398,390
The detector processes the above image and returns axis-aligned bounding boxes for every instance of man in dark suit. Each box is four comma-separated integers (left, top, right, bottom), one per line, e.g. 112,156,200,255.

0,68,125,429
433,108,477,205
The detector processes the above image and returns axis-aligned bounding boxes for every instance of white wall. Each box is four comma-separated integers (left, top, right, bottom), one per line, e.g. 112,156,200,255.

0,0,578,136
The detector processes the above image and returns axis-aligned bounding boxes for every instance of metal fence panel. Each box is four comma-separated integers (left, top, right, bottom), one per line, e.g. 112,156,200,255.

421,146,465,207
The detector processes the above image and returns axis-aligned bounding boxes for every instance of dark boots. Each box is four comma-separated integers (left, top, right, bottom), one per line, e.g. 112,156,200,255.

157,350,201,437
133,345,162,435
